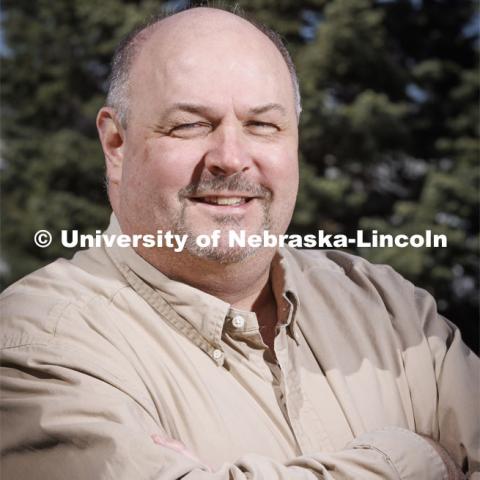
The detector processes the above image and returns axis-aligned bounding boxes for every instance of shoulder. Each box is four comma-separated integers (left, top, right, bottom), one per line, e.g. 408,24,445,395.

0,247,128,349
281,247,433,332
282,247,463,349
0,248,153,411
282,246,410,290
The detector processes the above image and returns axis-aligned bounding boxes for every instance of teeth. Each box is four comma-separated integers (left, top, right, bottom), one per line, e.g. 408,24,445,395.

202,196,246,206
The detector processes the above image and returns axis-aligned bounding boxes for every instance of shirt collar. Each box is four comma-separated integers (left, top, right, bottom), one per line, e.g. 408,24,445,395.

270,249,300,341
104,213,300,360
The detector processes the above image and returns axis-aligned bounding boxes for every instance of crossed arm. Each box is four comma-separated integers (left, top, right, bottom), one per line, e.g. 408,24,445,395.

1,338,475,480
1,277,478,479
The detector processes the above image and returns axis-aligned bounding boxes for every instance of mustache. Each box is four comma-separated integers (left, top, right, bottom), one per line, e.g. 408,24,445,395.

179,173,271,199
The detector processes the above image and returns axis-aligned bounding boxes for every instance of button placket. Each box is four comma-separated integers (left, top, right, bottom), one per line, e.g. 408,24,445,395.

274,330,312,454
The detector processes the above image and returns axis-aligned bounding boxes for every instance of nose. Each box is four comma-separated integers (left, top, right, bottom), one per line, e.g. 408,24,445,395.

204,125,250,176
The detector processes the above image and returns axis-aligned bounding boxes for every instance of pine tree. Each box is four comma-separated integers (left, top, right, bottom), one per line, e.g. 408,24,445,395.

1,0,162,283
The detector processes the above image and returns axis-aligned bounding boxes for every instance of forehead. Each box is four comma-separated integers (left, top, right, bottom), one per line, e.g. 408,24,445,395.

128,12,295,115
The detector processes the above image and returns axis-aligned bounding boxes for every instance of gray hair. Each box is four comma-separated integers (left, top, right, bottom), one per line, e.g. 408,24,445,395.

105,5,302,127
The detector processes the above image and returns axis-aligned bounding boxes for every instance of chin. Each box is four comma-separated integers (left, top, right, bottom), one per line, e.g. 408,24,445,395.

184,239,256,264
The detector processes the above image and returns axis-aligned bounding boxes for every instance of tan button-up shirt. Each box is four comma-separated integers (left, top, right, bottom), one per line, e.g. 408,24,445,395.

1,215,479,479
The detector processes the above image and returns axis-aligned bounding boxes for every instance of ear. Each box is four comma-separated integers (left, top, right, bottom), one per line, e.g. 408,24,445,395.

96,107,125,187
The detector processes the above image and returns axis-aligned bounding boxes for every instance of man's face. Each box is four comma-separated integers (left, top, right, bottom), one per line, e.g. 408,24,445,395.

117,13,299,262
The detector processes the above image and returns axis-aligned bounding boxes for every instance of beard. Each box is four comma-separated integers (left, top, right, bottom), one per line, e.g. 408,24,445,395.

172,172,273,264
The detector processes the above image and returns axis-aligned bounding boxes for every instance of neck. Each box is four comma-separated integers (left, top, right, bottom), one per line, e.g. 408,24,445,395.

137,245,280,351
138,246,277,311
148,248,280,351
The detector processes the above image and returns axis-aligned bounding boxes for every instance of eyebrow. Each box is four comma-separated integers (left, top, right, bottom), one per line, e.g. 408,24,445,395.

248,103,287,116
162,102,287,119
163,103,215,118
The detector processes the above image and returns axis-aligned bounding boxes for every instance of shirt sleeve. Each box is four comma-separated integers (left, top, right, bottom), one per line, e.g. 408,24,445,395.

1,341,457,480
412,286,480,477
346,257,479,478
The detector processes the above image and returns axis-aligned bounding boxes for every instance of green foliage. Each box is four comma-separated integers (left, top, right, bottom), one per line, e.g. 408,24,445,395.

1,0,478,350
1,0,161,282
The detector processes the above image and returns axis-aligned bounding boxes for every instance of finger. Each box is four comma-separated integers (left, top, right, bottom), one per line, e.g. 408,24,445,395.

151,434,208,468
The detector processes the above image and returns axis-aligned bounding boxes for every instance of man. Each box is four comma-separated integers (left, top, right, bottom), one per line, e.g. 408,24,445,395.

1,6,478,479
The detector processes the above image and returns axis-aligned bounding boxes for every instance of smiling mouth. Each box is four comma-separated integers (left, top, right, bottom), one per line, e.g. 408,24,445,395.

189,196,256,206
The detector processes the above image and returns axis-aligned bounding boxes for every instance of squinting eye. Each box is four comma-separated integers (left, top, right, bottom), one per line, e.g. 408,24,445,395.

172,122,208,131
170,122,211,137
246,121,279,133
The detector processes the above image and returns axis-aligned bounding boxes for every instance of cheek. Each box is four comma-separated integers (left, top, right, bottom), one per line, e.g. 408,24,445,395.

126,140,200,194
278,167,299,212
259,147,299,199
146,140,207,187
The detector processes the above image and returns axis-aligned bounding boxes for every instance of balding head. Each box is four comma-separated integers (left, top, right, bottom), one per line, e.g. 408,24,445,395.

106,6,301,127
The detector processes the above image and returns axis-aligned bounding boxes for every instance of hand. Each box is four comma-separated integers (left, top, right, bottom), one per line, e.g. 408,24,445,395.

151,434,212,472
420,436,465,480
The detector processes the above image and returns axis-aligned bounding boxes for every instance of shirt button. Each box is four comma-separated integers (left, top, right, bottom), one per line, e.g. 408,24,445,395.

232,315,245,328
212,349,223,360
